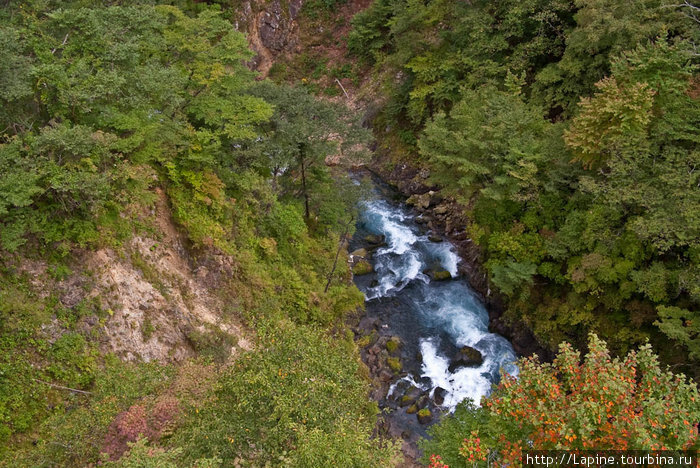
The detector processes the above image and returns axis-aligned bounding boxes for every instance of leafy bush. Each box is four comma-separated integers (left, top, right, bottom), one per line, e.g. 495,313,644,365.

422,335,700,466
174,321,399,466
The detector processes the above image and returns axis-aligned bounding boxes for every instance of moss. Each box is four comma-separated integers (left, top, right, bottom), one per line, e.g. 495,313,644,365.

386,336,401,354
406,404,418,414
417,408,432,423
431,269,452,281
352,259,374,276
387,357,402,373
141,316,155,341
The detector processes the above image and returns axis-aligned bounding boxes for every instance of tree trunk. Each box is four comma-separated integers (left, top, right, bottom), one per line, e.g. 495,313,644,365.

325,216,354,293
299,143,310,219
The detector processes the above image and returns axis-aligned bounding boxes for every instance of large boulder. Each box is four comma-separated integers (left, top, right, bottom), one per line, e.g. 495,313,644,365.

352,259,374,276
399,386,422,407
433,387,447,406
406,193,431,210
447,345,484,372
364,234,386,245
417,408,432,424
350,247,369,258
426,268,451,281
433,204,449,215
386,336,401,354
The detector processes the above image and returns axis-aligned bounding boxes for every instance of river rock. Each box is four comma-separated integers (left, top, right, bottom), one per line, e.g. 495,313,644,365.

364,234,385,245
433,204,449,215
447,345,484,372
386,336,401,354
406,193,431,209
415,216,430,225
406,404,418,414
350,247,369,258
379,369,394,382
428,234,442,243
399,386,422,407
416,395,429,409
427,269,451,281
433,387,447,406
352,259,374,276
389,379,412,402
417,408,432,424
387,356,402,373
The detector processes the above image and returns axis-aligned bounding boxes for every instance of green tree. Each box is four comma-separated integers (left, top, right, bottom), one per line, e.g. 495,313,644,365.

246,82,369,224
173,322,399,467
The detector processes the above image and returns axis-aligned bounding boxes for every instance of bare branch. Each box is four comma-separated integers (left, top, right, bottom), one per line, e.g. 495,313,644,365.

33,378,92,395
51,33,70,54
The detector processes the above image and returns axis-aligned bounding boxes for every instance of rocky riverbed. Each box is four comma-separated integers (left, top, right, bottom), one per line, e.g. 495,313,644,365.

348,178,518,465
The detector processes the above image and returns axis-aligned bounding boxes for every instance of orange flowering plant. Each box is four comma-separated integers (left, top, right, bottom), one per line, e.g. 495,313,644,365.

422,334,699,467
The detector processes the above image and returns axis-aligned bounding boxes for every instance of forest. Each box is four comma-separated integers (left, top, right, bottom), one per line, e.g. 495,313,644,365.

0,0,698,466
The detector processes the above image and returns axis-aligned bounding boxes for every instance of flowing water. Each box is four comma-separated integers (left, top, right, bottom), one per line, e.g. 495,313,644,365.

351,186,518,435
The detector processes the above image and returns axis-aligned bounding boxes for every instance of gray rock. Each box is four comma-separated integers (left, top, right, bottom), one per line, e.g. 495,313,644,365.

364,234,386,245
447,345,484,372
433,387,447,406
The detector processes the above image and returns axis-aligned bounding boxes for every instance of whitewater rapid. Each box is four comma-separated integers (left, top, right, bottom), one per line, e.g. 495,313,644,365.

356,199,518,411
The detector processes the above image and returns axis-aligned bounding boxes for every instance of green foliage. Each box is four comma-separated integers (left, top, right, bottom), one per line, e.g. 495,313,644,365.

185,325,236,364
174,321,399,466
244,81,369,226
656,306,700,361
0,3,271,251
2,3,380,467
356,0,700,367
7,358,175,466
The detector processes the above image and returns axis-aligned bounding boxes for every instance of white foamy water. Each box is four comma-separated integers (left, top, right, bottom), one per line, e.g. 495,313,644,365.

419,339,493,409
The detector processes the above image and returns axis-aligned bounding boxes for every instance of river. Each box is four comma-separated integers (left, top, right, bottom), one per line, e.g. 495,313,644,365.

350,180,518,450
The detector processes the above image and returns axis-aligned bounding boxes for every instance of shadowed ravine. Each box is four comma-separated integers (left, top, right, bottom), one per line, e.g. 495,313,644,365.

350,181,518,455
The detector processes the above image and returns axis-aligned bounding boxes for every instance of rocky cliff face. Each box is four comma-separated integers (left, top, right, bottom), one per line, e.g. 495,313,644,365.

239,0,304,77
25,188,251,363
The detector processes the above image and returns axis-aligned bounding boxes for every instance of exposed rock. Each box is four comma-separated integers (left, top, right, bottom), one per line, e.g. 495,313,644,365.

399,386,422,407
387,356,402,373
389,379,413,402
350,248,369,258
433,387,447,406
447,346,484,372
81,189,248,363
428,234,442,243
427,269,451,281
406,193,430,210
258,0,297,52
417,408,432,424
364,234,386,245
415,216,430,225
386,336,401,354
433,204,449,215
352,259,374,276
